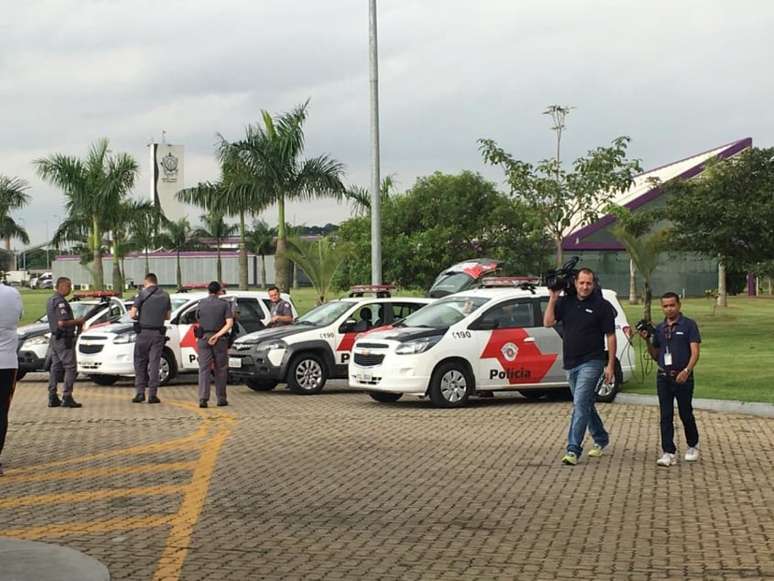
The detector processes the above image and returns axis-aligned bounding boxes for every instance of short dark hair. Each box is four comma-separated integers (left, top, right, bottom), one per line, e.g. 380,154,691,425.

145,273,158,284
661,291,681,303
268,286,280,293
55,276,71,288
577,267,595,278
208,281,222,294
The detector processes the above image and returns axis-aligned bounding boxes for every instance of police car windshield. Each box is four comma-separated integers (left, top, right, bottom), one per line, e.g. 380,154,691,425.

171,297,190,312
400,296,489,328
296,301,353,327
70,302,102,319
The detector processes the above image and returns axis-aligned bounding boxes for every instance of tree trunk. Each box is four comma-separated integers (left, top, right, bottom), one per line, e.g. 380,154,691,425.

261,255,267,289
628,258,638,304
643,279,652,322
92,218,104,290
292,261,299,289
238,211,248,290
144,248,150,276
216,244,222,284
176,250,182,290
111,241,123,296
275,194,290,291
554,236,563,267
717,257,728,307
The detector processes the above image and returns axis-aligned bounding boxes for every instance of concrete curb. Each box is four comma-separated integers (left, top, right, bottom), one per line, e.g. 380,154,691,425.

0,537,110,581
617,393,774,418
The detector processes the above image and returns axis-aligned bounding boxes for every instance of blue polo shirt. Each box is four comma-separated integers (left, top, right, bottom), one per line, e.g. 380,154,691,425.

652,315,701,371
555,292,617,370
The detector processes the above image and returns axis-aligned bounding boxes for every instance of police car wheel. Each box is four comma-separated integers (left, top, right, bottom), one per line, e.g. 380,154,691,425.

428,362,472,408
245,378,278,392
159,350,177,386
595,360,622,403
288,354,327,395
89,374,119,386
368,391,403,403
519,389,548,401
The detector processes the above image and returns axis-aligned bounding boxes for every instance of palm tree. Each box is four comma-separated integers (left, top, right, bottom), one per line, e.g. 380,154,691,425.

195,210,238,283
0,176,31,250
246,220,275,288
344,175,397,216
35,139,138,289
286,235,348,304
109,200,163,293
159,218,194,289
128,203,167,276
224,101,345,291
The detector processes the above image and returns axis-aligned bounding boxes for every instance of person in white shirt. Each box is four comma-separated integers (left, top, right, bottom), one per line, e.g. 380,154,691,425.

0,282,23,476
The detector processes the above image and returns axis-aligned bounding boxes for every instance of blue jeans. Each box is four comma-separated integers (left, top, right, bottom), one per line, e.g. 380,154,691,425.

566,359,609,455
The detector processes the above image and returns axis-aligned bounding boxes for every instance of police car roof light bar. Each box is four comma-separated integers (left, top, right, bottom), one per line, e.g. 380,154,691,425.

178,283,228,293
72,290,121,301
348,284,395,298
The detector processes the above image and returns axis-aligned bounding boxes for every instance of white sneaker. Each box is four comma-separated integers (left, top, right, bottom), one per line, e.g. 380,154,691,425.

684,447,700,462
656,453,677,467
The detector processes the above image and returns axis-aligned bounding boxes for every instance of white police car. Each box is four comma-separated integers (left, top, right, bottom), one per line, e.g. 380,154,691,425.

76,289,296,385
228,286,434,394
349,280,634,407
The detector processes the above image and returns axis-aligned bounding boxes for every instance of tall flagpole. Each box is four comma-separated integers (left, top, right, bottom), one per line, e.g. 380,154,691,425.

369,0,382,285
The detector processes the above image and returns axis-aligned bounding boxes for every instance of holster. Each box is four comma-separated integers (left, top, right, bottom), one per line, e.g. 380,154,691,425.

194,325,205,339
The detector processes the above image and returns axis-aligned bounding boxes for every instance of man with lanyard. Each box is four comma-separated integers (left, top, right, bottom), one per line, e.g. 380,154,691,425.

195,281,234,408
640,292,701,466
544,268,617,466
129,273,171,404
47,277,84,408
267,286,293,327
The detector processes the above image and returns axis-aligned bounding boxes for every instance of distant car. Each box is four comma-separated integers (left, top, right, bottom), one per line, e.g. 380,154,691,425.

30,272,53,290
16,292,128,380
349,282,635,407
76,290,297,386
229,286,434,394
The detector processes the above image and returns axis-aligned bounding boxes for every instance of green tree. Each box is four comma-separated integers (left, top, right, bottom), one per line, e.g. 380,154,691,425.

0,175,31,250
159,218,195,289
608,206,669,321
195,210,238,283
246,220,275,288
224,101,345,291
286,235,348,304
336,171,550,289
344,175,397,216
35,139,138,289
479,136,641,266
666,147,774,307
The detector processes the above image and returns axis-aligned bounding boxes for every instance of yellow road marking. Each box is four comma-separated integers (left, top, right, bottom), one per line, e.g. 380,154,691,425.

2,461,198,484
0,484,185,510
3,515,174,540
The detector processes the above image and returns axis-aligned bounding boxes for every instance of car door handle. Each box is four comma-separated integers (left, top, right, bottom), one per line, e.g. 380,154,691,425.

523,337,536,343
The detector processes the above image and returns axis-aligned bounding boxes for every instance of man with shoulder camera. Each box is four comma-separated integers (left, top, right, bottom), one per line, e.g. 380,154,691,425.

544,268,617,466
640,292,701,467
47,277,85,408
129,273,171,404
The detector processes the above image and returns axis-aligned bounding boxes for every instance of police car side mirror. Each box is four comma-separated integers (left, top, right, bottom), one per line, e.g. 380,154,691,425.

469,319,498,331
339,319,358,333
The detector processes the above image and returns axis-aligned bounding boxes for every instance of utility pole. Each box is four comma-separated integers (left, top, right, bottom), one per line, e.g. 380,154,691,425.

369,0,382,285
543,105,573,266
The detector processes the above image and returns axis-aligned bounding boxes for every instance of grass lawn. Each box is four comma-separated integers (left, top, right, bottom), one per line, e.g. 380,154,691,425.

18,289,773,404
620,296,774,404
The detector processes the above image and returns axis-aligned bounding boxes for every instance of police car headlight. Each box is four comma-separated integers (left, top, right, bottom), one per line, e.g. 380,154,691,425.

114,333,137,344
395,336,441,355
23,335,49,346
262,340,287,351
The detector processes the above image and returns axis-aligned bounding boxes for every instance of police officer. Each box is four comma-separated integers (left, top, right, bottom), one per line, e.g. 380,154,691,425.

130,273,171,404
267,286,293,327
47,277,84,408
640,291,702,467
196,281,233,408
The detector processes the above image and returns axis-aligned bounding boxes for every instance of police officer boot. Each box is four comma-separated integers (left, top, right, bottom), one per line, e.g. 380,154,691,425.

148,395,161,404
132,393,145,403
61,396,82,408
48,394,62,408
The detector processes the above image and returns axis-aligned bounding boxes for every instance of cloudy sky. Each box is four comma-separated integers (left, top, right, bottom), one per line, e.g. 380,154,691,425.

2,0,773,246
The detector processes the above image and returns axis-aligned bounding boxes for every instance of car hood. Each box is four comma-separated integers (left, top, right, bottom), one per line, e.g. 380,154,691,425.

360,326,447,343
17,322,49,338
235,323,321,344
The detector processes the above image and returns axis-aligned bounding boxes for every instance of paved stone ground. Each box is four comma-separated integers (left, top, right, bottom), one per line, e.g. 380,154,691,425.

1,374,773,580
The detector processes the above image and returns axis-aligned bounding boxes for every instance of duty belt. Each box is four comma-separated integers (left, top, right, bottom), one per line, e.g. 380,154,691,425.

139,326,165,332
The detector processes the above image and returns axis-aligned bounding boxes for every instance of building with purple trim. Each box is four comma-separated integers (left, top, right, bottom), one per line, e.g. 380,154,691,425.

562,138,752,297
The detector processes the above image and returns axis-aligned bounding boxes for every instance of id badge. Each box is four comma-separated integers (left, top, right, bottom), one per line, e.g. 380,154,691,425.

664,352,673,366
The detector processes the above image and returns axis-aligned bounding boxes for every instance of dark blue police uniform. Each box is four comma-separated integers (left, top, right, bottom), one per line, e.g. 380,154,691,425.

652,315,701,454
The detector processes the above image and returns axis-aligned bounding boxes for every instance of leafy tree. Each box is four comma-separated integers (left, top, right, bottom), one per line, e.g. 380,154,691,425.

0,176,30,250
246,220,275,288
35,139,138,289
608,206,669,321
666,147,774,306
286,235,348,304
336,171,550,289
479,136,641,266
223,101,345,291
195,210,238,283
158,218,195,289
127,202,168,276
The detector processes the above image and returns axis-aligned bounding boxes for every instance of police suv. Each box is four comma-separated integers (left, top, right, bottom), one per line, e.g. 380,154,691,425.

349,279,635,407
228,286,434,394
76,288,296,386
16,291,128,380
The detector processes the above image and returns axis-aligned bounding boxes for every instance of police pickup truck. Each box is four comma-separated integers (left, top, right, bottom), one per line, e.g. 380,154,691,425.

349,279,635,407
228,286,433,394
